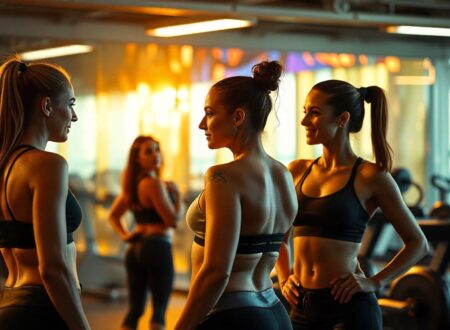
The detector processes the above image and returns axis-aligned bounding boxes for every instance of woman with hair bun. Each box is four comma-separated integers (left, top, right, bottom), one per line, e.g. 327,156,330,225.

175,61,298,330
277,80,428,329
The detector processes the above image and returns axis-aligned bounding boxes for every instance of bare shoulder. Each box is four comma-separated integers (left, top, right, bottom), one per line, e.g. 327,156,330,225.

358,160,392,192
27,150,68,174
204,164,231,185
287,158,313,178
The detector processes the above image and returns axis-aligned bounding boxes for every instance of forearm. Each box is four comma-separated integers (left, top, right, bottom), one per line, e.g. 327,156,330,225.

108,216,129,239
372,239,428,288
276,242,291,286
175,269,229,330
41,265,90,329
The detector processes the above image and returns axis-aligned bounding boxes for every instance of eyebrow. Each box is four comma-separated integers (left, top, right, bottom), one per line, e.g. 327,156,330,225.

204,106,213,111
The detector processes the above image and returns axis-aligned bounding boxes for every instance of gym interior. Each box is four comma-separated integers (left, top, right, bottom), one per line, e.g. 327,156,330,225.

0,1,449,329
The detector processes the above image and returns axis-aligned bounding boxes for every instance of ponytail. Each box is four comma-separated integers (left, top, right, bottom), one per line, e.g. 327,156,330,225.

365,86,392,171
0,56,26,169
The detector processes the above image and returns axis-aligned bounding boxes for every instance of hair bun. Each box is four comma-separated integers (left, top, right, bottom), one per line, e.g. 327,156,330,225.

252,60,283,92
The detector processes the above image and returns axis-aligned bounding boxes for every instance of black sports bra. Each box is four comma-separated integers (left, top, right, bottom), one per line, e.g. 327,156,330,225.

0,145,82,249
186,192,284,254
293,157,370,243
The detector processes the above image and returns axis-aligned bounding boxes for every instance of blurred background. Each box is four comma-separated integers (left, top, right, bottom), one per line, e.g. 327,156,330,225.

0,1,449,329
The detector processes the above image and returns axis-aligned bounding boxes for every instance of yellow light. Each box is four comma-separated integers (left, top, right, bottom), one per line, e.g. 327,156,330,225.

21,45,94,60
386,26,450,37
146,19,254,37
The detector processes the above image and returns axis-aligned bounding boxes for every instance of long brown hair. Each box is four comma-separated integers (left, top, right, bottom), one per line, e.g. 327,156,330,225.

0,54,71,169
312,79,392,171
122,135,161,209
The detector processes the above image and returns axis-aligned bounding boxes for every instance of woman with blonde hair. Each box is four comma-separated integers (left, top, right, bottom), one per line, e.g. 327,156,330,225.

0,55,90,329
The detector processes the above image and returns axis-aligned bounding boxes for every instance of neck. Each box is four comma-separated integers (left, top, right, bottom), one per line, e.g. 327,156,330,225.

231,133,265,160
321,138,357,169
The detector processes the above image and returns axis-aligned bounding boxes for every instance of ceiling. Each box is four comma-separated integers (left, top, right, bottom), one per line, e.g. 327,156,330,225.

0,0,449,57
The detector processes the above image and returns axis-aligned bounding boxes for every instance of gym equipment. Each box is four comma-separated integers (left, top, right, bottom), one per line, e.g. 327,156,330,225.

379,219,450,330
391,167,425,218
70,174,127,300
429,175,450,219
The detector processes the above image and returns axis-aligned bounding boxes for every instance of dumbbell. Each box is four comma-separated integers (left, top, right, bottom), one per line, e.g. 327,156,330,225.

429,175,450,219
378,220,450,330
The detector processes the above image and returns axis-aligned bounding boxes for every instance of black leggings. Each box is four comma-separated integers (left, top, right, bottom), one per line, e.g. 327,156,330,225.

122,235,174,328
290,287,382,330
0,285,68,330
197,289,293,330
198,302,292,330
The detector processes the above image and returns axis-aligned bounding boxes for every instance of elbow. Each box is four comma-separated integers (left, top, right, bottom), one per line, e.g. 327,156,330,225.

39,261,69,283
419,237,430,258
201,266,230,285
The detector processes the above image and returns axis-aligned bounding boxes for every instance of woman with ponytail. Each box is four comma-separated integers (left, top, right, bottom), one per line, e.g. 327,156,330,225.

175,61,297,330
0,55,90,329
277,80,429,329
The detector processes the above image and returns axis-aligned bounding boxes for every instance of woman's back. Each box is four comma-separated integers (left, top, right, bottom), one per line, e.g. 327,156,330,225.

194,153,297,292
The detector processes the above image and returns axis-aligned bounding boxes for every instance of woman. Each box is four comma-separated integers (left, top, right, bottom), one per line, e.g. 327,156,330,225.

0,56,90,329
175,61,298,330
109,135,184,330
277,80,429,329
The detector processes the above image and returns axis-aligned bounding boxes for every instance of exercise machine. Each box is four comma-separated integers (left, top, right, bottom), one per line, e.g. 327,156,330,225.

379,219,450,330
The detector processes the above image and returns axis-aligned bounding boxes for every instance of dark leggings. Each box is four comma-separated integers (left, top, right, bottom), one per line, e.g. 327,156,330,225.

290,287,382,330
122,235,174,328
0,285,68,330
197,301,292,330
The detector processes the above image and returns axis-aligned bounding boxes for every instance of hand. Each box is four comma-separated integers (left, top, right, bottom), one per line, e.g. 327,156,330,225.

281,274,301,305
123,231,143,243
330,273,379,304
165,181,180,200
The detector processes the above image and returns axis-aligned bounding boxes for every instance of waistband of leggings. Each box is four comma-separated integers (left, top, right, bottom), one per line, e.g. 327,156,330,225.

0,285,52,309
298,286,333,296
208,287,280,315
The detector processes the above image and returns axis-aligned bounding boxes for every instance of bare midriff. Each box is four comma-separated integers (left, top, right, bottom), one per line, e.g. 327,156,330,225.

293,236,360,289
191,243,278,292
1,242,80,290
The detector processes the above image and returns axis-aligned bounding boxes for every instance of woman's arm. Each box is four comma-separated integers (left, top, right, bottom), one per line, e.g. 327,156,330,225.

175,166,240,330
108,195,134,241
139,178,184,228
32,153,90,330
332,165,429,303
276,227,300,305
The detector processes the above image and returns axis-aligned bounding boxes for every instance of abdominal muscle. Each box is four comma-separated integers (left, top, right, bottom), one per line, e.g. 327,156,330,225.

191,243,277,292
1,242,80,290
293,236,361,289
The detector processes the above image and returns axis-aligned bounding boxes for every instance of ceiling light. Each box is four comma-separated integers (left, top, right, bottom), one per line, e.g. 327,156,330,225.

21,45,94,61
386,26,450,37
146,19,254,37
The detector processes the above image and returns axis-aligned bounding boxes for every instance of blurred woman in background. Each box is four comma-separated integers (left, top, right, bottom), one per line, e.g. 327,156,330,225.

109,135,184,330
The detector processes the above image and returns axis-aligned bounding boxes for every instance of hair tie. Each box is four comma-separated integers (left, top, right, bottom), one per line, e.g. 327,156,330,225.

359,87,368,101
18,62,27,74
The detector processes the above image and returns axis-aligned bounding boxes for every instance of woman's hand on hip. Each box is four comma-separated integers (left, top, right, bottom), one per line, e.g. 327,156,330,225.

330,273,378,304
281,274,301,305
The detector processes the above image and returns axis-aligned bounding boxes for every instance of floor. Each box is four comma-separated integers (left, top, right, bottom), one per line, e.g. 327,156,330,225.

82,291,187,330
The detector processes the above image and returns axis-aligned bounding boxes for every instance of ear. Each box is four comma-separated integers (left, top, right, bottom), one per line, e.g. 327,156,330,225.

40,97,53,117
233,107,246,128
338,111,350,127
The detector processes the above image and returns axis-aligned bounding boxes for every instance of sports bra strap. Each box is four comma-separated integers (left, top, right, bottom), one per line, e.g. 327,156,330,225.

297,157,320,189
4,145,36,222
348,157,363,183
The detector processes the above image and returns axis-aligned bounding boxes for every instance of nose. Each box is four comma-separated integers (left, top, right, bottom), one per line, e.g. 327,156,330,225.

300,114,308,126
198,115,206,130
71,109,78,122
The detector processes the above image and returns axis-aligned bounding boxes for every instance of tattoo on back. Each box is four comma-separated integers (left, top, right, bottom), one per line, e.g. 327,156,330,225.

208,171,227,183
